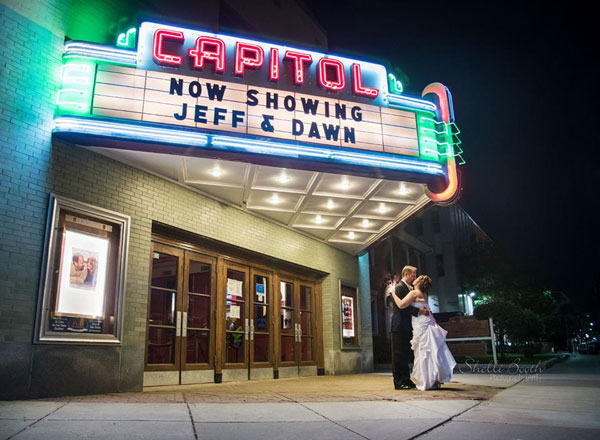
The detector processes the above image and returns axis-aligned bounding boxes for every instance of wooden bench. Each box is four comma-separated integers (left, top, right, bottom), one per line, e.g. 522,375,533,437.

438,316,498,364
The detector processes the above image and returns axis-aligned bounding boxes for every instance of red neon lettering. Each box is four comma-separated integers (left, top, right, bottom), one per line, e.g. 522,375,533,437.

284,51,313,85
234,42,264,76
188,37,226,72
318,58,345,91
152,29,184,66
269,48,280,81
352,63,379,98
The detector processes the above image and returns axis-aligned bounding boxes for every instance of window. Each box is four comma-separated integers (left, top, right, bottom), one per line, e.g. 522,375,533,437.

341,283,359,348
35,195,130,344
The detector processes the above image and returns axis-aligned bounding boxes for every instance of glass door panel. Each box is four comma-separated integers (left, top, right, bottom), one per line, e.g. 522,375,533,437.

146,246,183,370
299,284,315,363
250,272,271,366
183,253,215,369
280,280,296,364
224,266,248,366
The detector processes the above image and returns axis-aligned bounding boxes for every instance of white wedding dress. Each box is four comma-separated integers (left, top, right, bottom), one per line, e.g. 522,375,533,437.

410,302,457,390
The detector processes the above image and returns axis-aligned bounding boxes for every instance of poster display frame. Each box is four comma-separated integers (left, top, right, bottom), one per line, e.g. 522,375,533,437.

34,194,130,344
339,281,360,349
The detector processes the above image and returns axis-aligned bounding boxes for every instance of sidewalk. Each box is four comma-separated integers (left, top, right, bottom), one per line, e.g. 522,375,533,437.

1,356,598,439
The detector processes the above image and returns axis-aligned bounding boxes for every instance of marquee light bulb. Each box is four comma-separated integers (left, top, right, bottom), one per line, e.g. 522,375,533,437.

326,199,335,210
361,219,370,228
315,215,323,224
378,203,387,214
270,193,281,204
348,231,356,239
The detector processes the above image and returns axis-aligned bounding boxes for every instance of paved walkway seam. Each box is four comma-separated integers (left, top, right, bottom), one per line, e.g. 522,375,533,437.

5,401,69,440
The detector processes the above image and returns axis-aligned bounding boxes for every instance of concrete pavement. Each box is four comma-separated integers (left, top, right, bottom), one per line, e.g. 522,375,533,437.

1,355,598,439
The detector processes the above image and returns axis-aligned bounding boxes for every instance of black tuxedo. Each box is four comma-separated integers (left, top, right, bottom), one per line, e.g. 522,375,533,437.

391,281,419,387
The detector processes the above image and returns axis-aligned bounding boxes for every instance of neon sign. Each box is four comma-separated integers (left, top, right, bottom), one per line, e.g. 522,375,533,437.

54,21,463,201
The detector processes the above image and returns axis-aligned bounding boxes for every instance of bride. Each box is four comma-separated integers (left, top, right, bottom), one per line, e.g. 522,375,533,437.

390,275,456,390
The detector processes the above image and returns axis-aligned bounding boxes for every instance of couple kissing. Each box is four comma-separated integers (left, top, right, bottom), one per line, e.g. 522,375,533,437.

386,266,456,391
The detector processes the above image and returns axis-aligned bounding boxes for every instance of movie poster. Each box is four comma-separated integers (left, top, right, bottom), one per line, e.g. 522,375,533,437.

342,295,355,338
56,229,109,317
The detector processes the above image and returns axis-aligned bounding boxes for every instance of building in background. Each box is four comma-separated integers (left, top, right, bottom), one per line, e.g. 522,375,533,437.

0,0,462,398
369,204,490,365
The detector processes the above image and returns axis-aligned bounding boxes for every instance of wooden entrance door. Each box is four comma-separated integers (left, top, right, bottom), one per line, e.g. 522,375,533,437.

145,244,216,386
278,278,317,377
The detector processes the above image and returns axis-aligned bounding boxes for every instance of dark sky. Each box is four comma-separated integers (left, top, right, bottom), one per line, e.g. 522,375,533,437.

302,0,600,305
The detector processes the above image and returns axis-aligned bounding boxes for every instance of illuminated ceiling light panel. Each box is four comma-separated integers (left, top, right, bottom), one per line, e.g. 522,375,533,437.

348,231,356,240
210,167,223,177
398,183,409,196
378,203,387,214
270,193,281,204
315,215,324,224
326,199,335,210
361,219,370,228
338,177,352,190
278,171,290,184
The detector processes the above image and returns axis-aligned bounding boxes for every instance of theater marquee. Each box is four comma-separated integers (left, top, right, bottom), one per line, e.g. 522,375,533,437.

54,22,463,202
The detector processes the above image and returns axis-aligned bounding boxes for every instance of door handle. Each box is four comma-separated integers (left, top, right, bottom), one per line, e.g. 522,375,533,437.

250,318,255,341
244,318,249,340
298,323,302,343
182,311,188,337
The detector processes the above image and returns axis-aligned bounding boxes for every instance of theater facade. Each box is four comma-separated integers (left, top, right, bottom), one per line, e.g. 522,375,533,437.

0,1,462,398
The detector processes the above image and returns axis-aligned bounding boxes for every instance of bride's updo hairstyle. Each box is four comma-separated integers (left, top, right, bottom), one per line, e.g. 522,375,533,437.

417,275,433,292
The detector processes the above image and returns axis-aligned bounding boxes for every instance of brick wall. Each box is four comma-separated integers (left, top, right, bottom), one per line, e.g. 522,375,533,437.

0,0,373,399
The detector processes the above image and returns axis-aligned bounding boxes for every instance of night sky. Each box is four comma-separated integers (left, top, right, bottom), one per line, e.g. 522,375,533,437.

302,0,599,307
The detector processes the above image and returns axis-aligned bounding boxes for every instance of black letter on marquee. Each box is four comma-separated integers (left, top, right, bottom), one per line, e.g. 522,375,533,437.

292,119,304,136
322,124,340,141
170,78,183,96
266,92,279,109
301,97,319,115
232,110,245,128
261,115,274,132
213,107,227,125
195,105,208,124
206,83,226,101
247,89,259,106
174,103,187,120
284,95,296,112
308,122,320,139
343,126,355,144
351,106,362,122
335,103,347,120
188,81,202,98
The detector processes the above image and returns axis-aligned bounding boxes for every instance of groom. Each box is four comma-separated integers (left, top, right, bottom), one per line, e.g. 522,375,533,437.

391,265,427,389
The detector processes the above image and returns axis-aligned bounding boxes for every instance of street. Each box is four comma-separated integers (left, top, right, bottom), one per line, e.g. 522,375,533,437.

0,355,598,439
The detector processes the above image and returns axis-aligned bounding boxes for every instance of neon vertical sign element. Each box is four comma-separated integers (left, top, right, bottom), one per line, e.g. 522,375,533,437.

422,82,460,203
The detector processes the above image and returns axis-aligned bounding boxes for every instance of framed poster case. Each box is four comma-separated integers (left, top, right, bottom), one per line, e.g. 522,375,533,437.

35,194,130,344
